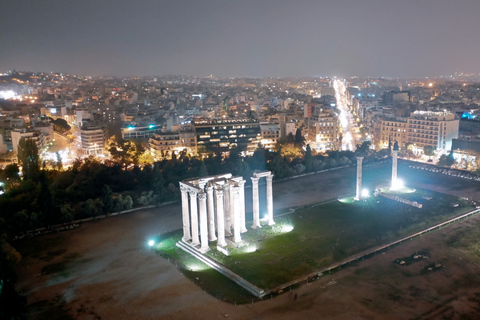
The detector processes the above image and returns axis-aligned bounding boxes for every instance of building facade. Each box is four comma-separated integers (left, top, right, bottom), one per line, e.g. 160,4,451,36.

193,118,261,154
80,125,106,156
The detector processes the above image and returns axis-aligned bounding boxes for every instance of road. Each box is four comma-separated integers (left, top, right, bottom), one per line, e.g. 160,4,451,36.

333,79,360,151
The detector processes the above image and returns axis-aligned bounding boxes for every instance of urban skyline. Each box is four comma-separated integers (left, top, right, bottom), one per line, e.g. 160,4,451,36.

2,0,480,78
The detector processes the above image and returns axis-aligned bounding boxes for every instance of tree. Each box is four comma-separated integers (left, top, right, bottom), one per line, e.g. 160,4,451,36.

304,144,313,172
446,150,455,166
198,161,208,177
3,163,19,181
17,138,39,180
294,129,305,147
60,204,75,222
101,185,114,215
424,145,435,158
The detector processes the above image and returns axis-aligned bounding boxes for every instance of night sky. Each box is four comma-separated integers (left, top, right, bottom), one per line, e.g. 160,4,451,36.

1,0,479,78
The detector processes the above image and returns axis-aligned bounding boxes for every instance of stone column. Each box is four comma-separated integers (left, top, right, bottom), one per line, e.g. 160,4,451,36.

232,186,242,243
391,150,398,190
355,156,364,201
239,180,247,233
215,188,227,247
251,177,261,229
198,192,209,253
180,185,191,242
223,184,232,235
266,174,275,226
206,186,216,241
189,191,200,246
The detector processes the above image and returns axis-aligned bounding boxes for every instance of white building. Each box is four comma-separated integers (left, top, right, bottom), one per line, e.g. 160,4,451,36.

307,107,338,150
407,111,459,152
80,125,106,156
11,128,45,154
259,122,280,150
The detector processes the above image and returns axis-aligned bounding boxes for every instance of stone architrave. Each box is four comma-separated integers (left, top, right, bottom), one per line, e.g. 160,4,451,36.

232,186,242,243
251,177,261,229
189,191,200,245
215,188,227,247
266,174,275,226
239,180,247,233
180,185,191,242
198,192,210,253
392,150,399,189
355,156,364,200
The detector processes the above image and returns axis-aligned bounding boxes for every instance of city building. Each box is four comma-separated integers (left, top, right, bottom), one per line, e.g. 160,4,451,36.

407,111,459,152
259,122,280,150
80,124,106,156
149,129,196,157
11,128,45,154
193,118,261,154
306,107,338,150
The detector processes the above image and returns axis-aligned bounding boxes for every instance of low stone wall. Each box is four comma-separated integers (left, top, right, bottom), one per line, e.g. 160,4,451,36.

379,192,422,208
176,240,267,298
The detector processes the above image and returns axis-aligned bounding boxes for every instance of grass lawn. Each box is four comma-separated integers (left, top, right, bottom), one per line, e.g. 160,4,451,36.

154,188,473,301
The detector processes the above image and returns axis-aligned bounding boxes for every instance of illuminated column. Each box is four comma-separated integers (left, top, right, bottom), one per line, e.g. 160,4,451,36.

239,180,247,233
266,174,275,226
251,177,261,229
355,156,364,201
391,150,398,189
215,188,227,247
198,192,210,253
206,186,217,241
232,186,242,243
180,185,191,242
223,184,232,235
189,191,200,246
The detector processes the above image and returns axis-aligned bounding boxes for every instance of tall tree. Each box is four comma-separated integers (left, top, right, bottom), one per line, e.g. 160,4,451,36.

294,129,305,147
304,144,313,172
101,184,114,215
198,161,208,177
17,138,39,180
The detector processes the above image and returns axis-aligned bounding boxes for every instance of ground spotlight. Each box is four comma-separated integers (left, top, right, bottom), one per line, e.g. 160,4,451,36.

148,239,155,247
361,189,369,198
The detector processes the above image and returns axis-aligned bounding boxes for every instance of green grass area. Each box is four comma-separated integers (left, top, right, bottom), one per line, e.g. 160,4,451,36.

155,188,473,300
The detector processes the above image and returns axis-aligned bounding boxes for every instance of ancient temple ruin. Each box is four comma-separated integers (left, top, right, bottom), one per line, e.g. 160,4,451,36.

178,171,274,253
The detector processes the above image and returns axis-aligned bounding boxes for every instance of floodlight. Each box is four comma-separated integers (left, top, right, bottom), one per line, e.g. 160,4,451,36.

281,225,294,233
391,179,404,191
361,189,369,198
148,240,155,247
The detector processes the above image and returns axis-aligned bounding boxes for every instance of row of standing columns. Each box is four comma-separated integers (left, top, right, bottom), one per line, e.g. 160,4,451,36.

179,172,274,253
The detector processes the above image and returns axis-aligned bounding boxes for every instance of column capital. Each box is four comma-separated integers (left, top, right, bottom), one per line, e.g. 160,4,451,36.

266,174,274,181
180,185,189,193
198,192,207,200
238,180,246,186
206,185,213,192
189,190,198,197
356,156,364,160
215,188,224,196
251,177,260,183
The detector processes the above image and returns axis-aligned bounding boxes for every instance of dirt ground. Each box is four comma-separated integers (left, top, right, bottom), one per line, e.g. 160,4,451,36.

15,162,480,319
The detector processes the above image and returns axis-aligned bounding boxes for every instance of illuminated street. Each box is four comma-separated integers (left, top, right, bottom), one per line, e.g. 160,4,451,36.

333,79,359,151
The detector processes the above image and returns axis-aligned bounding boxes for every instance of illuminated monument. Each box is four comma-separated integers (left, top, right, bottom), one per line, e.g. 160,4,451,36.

178,171,274,253
355,156,364,200
391,141,400,190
